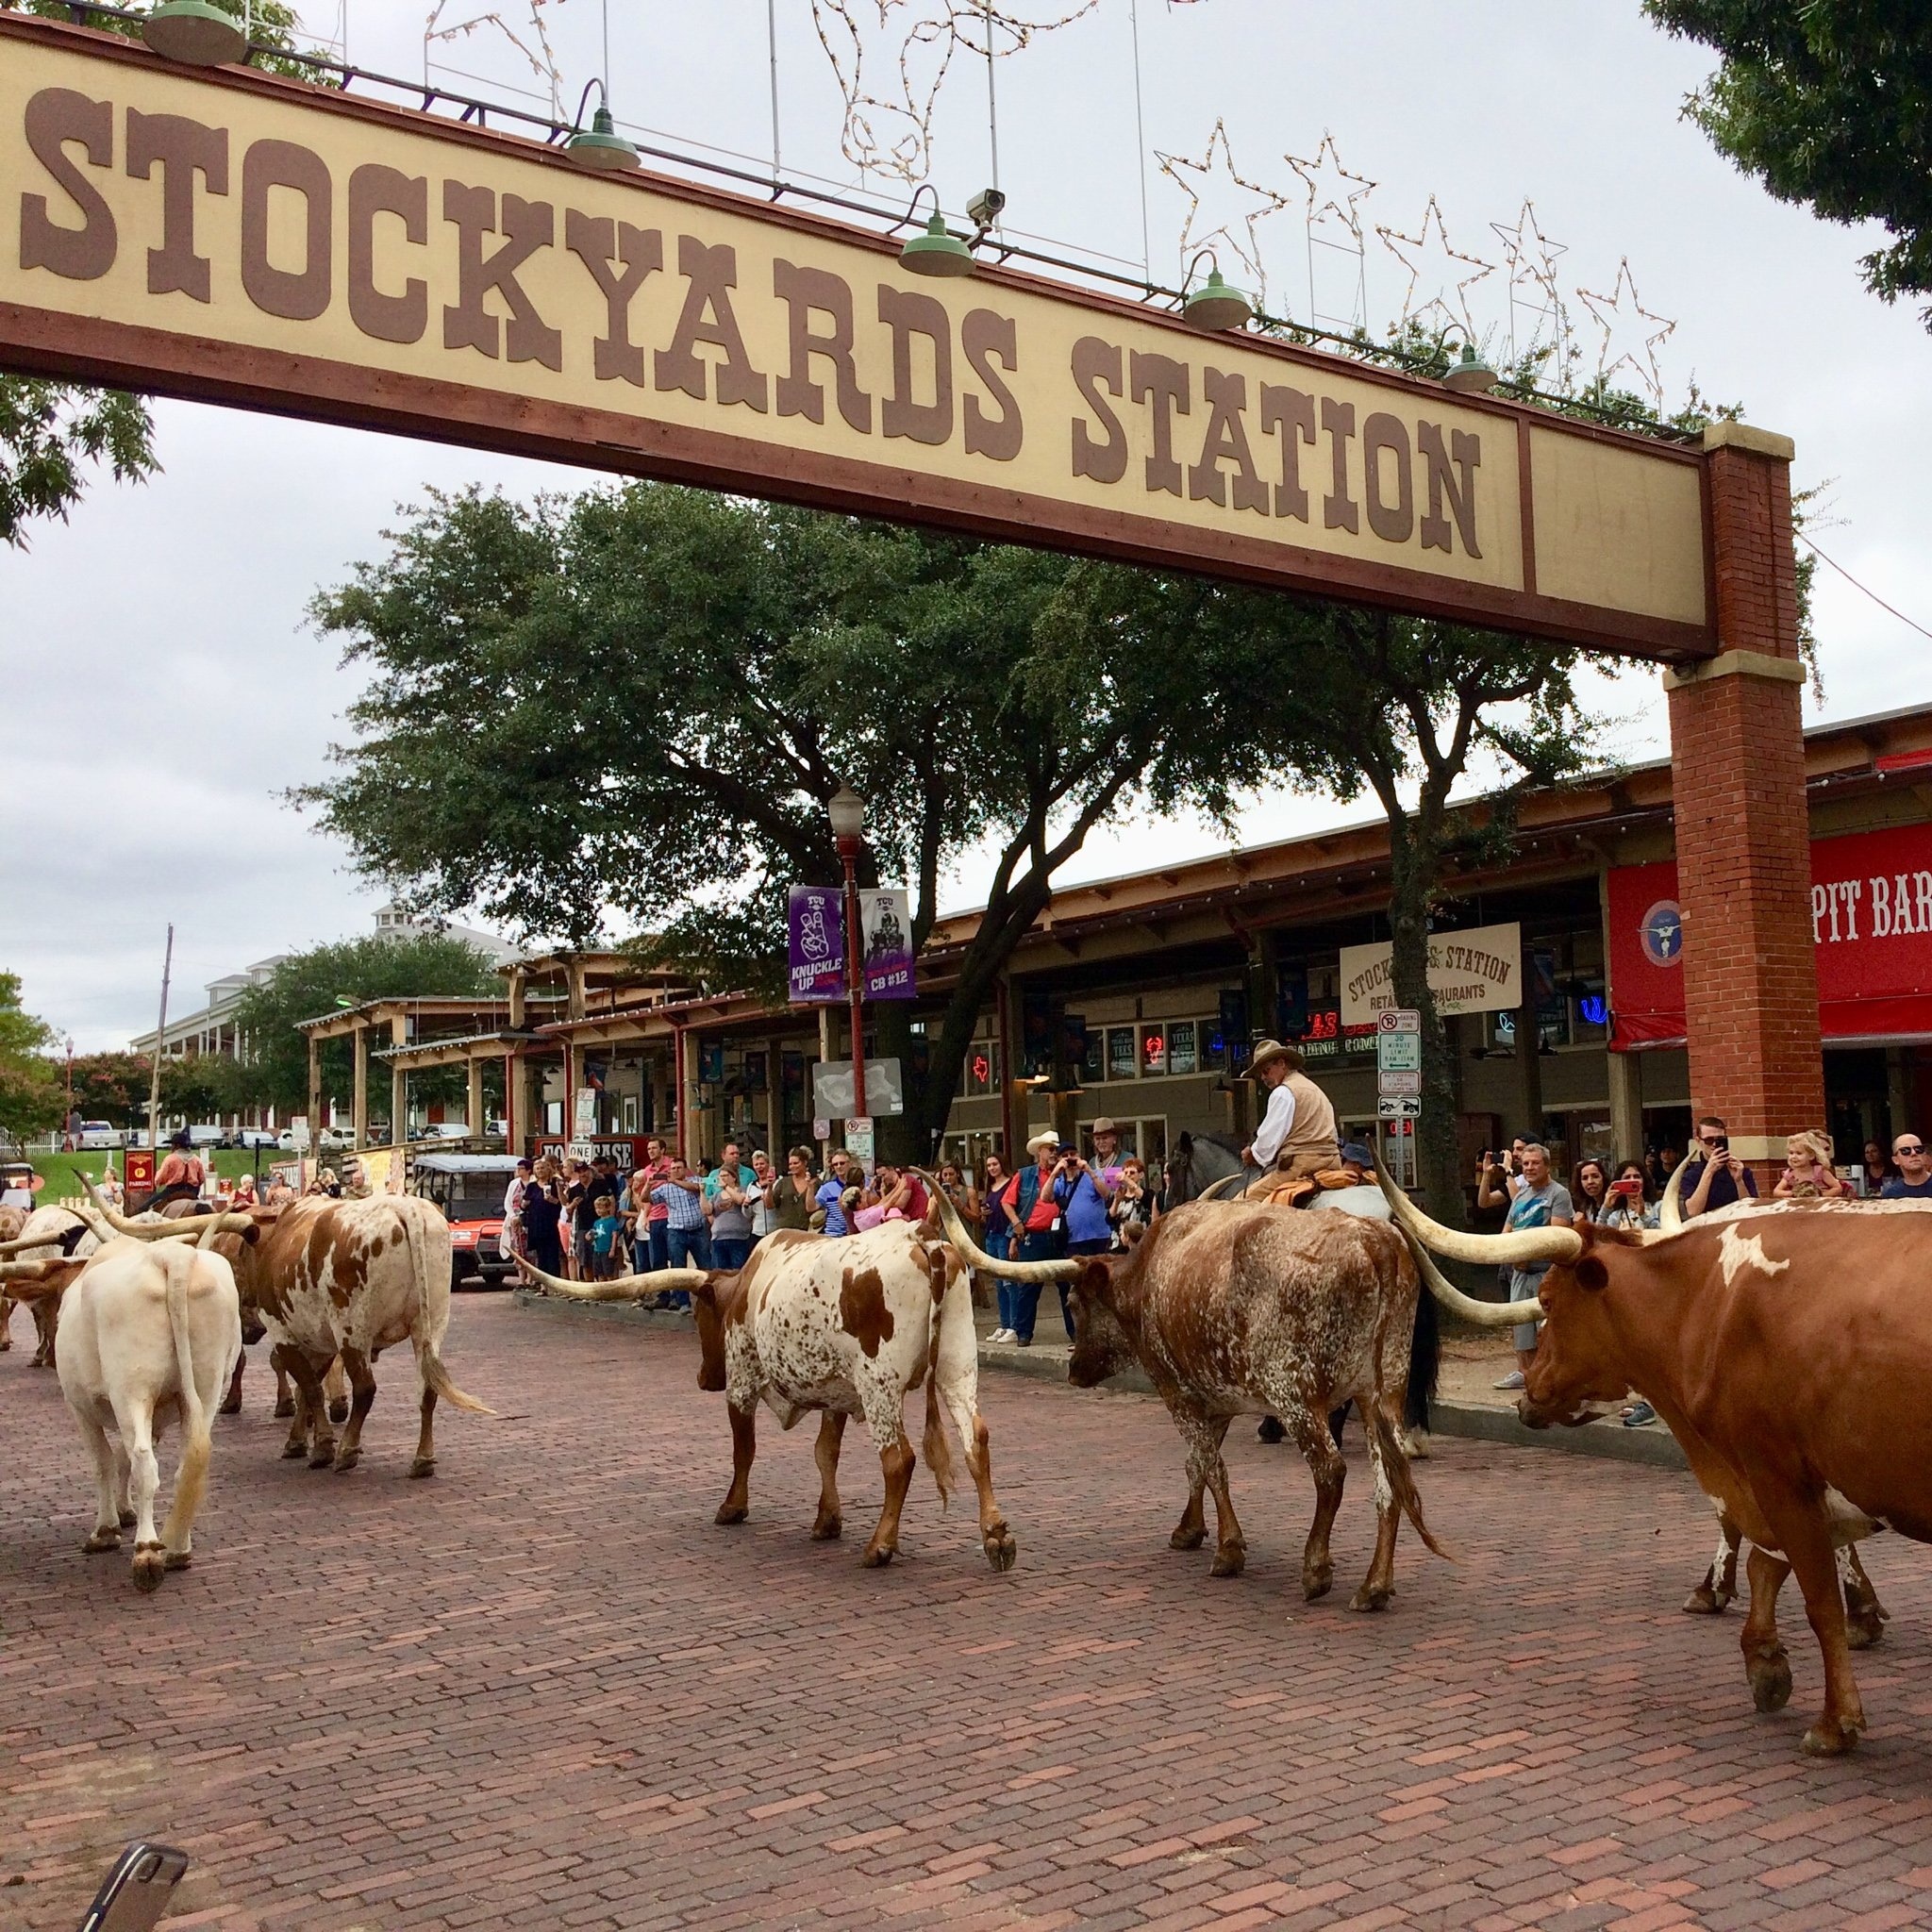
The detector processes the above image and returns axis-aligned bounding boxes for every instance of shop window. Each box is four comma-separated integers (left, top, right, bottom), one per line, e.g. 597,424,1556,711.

964,1041,1003,1097
1141,1024,1167,1075
1082,1027,1105,1083
1169,1020,1198,1076
1107,1026,1138,1081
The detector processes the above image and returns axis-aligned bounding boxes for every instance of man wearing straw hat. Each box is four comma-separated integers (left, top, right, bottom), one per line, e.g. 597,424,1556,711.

1241,1039,1339,1203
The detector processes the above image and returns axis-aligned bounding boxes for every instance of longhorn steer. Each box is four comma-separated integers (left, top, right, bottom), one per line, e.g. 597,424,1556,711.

0,1207,100,1365
51,1232,242,1591
518,1223,1018,1573
931,1186,1442,1607
1380,1168,1932,1757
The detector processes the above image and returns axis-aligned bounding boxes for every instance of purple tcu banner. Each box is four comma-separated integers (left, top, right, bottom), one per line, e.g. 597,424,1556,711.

862,889,916,1000
788,885,845,1003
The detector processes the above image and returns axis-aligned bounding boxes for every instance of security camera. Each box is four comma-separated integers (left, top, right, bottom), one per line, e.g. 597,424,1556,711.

967,187,1006,232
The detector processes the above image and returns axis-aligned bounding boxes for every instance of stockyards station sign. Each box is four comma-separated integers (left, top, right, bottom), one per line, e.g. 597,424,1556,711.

0,15,1719,659
1340,922,1522,1027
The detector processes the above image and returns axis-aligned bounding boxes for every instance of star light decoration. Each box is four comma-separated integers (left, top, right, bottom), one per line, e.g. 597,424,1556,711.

1490,199,1569,377
1575,258,1676,408
1376,197,1495,341
424,0,567,118
1285,131,1376,331
1156,119,1294,305
809,0,1099,185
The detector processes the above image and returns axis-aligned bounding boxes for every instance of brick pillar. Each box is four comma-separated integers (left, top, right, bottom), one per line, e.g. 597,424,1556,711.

1664,423,1820,1180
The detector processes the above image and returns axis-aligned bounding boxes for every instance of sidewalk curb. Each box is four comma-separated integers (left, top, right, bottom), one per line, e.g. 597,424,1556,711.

510,1290,1687,1471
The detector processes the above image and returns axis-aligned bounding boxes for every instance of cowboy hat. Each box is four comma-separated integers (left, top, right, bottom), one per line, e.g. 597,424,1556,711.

1024,1128,1061,1155
1090,1116,1119,1136
1245,1038,1301,1077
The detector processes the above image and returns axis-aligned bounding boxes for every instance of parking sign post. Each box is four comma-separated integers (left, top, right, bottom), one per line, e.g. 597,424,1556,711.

1376,1008,1424,1121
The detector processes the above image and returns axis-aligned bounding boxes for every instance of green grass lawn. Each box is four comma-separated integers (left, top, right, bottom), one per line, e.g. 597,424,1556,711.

16,1147,293,1202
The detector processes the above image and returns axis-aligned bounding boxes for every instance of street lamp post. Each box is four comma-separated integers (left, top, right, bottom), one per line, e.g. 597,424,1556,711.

826,785,868,1127
63,1035,75,1151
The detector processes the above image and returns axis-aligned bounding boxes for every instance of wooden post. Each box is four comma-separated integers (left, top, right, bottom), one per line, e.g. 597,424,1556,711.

352,1024,369,1150
466,1056,485,1140
306,1032,322,1148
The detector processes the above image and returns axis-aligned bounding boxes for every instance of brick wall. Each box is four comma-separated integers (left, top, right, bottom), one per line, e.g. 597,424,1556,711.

1666,436,1823,1168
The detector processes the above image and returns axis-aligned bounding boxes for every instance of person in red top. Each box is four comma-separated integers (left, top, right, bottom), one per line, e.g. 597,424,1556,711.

631,1135,675,1273
148,1130,206,1211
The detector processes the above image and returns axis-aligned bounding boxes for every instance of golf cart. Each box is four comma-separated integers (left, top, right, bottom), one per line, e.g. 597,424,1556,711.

410,1153,520,1291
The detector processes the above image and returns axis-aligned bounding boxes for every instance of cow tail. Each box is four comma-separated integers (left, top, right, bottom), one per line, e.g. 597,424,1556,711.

921,1245,956,1511
405,1203,495,1416
164,1245,215,1531
1366,1405,1451,1562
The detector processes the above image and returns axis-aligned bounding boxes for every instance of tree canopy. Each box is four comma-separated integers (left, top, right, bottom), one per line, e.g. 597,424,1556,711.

1645,1,1932,324
226,932,501,1117
0,973,60,1152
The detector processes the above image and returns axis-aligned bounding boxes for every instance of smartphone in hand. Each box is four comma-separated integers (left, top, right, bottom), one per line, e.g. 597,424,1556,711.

80,1844,189,1932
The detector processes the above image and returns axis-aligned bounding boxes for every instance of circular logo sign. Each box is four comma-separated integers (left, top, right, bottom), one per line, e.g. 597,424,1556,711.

1640,900,1684,969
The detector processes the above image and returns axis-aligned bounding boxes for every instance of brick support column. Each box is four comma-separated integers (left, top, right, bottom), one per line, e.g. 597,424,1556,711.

1665,424,1820,1177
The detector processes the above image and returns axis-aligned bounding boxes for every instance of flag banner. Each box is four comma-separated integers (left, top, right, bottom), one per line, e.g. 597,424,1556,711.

788,885,846,1003
862,890,916,1000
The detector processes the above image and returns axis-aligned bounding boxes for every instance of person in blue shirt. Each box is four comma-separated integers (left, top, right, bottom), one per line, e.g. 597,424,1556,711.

815,1149,858,1236
1684,1115,1759,1217
590,1194,625,1281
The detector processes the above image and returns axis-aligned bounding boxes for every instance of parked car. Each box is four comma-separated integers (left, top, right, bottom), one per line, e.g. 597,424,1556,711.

409,1154,519,1291
185,1125,225,1149
234,1128,278,1150
76,1122,125,1150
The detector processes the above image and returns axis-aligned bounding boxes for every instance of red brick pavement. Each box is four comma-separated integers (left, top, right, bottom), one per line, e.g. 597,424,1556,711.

4,1295,1932,1931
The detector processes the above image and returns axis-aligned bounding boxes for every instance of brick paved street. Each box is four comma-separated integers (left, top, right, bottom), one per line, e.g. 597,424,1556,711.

5,1296,1932,1932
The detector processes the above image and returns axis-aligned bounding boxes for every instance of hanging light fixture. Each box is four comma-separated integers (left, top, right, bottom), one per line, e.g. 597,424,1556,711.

142,0,248,65
897,185,973,278
1442,341,1499,393
1181,251,1253,332
567,6,640,173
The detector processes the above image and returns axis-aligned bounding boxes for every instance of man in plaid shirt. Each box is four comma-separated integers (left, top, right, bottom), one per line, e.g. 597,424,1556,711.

650,1157,711,1304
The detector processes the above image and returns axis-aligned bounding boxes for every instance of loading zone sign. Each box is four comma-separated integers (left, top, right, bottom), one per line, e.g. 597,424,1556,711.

1377,1008,1423,1111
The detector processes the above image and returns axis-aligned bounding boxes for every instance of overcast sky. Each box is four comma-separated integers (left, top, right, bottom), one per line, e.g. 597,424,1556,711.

6,0,1929,1049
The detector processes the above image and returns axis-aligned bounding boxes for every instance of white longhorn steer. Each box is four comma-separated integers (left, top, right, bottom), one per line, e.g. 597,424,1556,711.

55,1233,243,1591
519,1222,1018,1572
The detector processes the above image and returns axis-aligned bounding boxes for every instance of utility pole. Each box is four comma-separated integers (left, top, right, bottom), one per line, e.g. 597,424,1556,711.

147,924,174,1157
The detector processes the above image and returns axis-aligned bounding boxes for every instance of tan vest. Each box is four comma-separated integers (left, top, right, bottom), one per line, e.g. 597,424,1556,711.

1274,1071,1339,1168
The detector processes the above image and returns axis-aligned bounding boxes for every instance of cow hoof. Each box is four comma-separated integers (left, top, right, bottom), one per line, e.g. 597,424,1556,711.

328,1398,350,1425
1349,1582,1393,1613
131,1544,166,1593
118,1508,137,1529
809,1512,842,1541
408,1457,436,1480
280,1439,307,1460
860,1543,895,1569
1170,1524,1208,1551
1302,1564,1333,1602
332,1447,360,1474
308,1446,335,1470
1682,1584,1731,1615
274,1397,296,1420
217,1392,242,1417
1801,1716,1862,1757
83,1530,120,1555
714,1501,748,1525
163,1549,191,1572
1748,1652,1793,1714
1209,1545,1246,1580
983,1524,1018,1574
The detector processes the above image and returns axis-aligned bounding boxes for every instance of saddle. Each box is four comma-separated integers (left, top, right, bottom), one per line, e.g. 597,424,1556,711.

1245,1169,1360,1210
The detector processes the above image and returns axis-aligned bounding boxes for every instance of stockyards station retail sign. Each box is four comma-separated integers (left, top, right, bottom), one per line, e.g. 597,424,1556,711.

0,15,1719,658
1340,922,1522,1027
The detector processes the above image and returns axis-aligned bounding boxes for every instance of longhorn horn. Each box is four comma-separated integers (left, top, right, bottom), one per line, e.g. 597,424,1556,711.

914,1169,1083,1282
0,1255,75,1284
75,1174,253,1241
1395,1224,1540,1329
1370,1152,1582,1269
1196,1172,1246,1202
1657,1155,1691,1233
511,1255,710,1303
0,1228,64,1257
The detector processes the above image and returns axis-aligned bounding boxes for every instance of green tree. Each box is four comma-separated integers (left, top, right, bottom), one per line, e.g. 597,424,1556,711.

0,973,60,1153
0,0,325,545
302,485,1281,1158
226,932,500,1117
68,1049,153,1126
1644,2,1932,323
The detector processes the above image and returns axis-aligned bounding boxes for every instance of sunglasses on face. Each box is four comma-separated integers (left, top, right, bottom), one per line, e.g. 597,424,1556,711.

1897,1144,1925,1157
